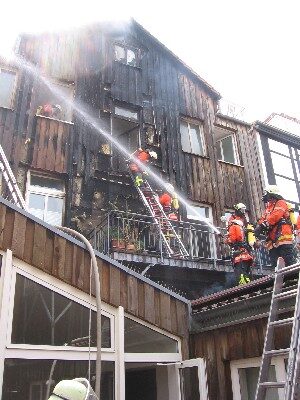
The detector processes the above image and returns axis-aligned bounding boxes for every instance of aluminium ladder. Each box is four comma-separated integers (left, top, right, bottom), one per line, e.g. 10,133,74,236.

0,144,26,210
128,168,189,258
255,257,300,400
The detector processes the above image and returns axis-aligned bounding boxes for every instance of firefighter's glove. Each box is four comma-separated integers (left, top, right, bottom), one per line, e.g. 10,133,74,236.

254,222,268,237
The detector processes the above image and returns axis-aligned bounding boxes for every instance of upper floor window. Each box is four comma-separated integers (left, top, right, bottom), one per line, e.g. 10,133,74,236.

0,68,17,109
35,80,74,122
215,127,240,164
115,105,138,121
187,204,212,222
27,173,65,226
114,44,139,67
180,119,206,156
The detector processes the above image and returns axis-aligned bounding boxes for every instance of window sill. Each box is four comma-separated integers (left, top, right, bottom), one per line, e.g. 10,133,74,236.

35,114,74,125
218,160,244,168
0,105,14,111
114,60,142,70
182,151,209,159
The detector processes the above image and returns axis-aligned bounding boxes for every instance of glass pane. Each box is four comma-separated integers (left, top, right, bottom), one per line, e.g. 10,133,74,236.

45,197,64,225
28,193,45,210
189,123,204,156
127,49,137,66
47,197,64,213
2,359,114,400
275,175,299,203
187,205,210,221
30,175,64,192
115,45,126,61
238,366,279,400
221,135,235,164
34,81,73,122
271,152,295,179
124,317,178,353
268,138,290,156
180,121,191,153
11,274,111,348
0,70,16,108
180,366,200,400
115,106,138,120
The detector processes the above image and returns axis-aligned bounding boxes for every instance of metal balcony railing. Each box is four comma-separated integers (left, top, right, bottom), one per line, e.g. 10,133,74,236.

89,210,272,271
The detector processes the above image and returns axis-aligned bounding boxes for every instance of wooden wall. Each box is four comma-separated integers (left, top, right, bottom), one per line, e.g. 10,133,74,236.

0,200,189,358
0,21,264,233
191,318,291,400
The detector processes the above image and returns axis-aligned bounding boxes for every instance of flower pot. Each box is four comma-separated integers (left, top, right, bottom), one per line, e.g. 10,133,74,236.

111,239,125,250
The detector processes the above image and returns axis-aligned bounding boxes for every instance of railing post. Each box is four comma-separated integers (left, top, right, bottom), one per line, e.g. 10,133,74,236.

107,212,110,255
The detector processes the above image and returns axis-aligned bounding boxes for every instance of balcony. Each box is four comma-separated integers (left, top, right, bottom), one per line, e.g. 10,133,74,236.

88,210,272,274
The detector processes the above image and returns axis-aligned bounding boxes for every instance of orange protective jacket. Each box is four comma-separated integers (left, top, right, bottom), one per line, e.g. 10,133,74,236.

129,149,150,172
159,193,172,208
258,199,294,249
226,215,253,264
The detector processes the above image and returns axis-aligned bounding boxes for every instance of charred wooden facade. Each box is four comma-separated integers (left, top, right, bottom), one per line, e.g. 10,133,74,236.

0,20,264,237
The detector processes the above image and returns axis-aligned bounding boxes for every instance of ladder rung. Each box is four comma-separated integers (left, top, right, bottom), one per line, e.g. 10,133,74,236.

277,263,300,275
265,348,290,357
274,289,297,300
269,317,294,327
259,381,285,388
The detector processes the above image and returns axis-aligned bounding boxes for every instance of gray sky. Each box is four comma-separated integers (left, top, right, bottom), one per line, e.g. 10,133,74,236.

1,0,299,123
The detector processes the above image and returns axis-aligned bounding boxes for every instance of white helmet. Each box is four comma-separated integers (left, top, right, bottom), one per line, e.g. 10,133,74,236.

148,150,158,160
49,378,97,400
262,185,283,201
233,203,247,212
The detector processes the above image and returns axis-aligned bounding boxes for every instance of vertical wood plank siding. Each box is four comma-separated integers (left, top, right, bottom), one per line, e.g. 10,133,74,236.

0,203,189,357
0,22,263,233
191,319,291,400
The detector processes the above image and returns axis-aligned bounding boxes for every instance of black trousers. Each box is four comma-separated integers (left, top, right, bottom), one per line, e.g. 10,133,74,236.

269,244,297,268
234,260,252,284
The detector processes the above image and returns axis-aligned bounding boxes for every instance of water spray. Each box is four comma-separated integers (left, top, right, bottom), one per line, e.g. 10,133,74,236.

5,51,220,235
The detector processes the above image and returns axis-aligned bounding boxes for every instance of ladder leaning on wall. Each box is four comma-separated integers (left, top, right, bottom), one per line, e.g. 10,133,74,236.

0,144,27,210
255,257,300,400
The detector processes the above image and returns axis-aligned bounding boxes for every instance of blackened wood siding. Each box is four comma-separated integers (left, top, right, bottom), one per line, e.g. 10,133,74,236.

0,200,189,358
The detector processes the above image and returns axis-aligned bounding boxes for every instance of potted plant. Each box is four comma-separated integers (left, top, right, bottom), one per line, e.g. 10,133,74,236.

110,227,126,251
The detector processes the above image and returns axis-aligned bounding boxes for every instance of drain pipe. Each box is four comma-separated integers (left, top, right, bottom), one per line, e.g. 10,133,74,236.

57,226,102,399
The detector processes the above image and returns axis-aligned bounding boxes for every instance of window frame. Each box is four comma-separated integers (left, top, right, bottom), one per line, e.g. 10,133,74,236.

114,104,139,122
0,66,18,110
216,133,240,165
186,203,213,222
34,79,75,123
26,172,66,226
230,357,287,400
114,43,140,67
180,118,206,157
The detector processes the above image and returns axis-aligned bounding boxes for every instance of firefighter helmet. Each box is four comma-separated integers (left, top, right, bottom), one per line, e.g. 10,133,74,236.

165,183,174,193
233,203,247,212
262,185,283,201
48,378,97,400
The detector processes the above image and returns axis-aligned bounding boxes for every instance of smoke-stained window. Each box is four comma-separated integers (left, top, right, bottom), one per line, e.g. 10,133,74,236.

0,68,17,109
180,119,206,156
114,44,139,67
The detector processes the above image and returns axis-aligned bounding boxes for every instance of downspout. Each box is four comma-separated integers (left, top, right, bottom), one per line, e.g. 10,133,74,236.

57,226,102,399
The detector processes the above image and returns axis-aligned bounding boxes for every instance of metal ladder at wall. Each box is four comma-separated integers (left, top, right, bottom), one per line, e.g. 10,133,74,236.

128,168,189,258
255,257,300,400
0,144,26,210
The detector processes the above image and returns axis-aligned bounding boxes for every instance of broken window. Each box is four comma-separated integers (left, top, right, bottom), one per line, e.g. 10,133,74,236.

180,119,206,156
27,173,65,226
0,68,17,109
11,274,111,348
34,80,74,122
114,44,138,67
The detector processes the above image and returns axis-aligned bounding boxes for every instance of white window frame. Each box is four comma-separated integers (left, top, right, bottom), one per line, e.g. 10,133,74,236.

180,119,206,156
230,357,287,400
114,105,138,121
216,133,240,165
26,172,65,226
186,203,213,222
0,67,18,110
114,44,139,67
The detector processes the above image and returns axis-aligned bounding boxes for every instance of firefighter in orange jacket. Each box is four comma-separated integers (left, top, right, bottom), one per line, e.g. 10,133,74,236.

159,184,179,221
129,148,157,187
225,203,254,285
254,185,296,268
296,214,300,249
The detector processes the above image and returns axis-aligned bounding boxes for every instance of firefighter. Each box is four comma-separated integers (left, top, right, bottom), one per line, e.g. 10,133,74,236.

254,185,296,268
159,184,179,221
48,378,98,400
225,203,254,285
296,213,300,249
129,148,157,187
